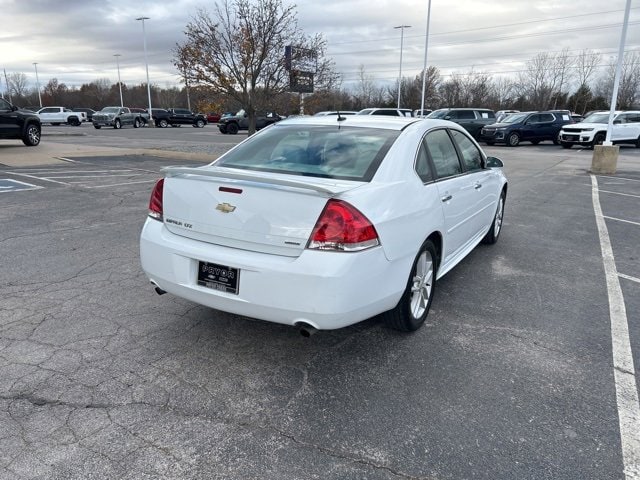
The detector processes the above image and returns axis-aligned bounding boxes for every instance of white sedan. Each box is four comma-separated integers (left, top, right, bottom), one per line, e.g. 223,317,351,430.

140,115,507,334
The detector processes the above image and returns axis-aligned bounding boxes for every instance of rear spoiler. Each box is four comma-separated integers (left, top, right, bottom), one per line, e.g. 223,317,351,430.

161,166,357,196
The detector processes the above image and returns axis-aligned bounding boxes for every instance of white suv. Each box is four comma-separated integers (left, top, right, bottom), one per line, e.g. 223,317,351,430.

559,111,640,149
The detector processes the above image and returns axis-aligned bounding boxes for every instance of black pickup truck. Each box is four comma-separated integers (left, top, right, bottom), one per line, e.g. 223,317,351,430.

218,109,282,134
150,108,207,128
0,98,41,146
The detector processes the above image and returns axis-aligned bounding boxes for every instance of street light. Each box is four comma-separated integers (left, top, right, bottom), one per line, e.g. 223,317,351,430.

33,62,42,108
419,1,432,118
136,16,154,126
114,54,124,107
394,25,411,109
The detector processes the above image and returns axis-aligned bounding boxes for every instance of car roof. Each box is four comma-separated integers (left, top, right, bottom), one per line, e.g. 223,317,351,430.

276,115,447,131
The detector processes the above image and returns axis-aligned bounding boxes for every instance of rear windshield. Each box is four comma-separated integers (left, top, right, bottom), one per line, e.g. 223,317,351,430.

215,125,400,181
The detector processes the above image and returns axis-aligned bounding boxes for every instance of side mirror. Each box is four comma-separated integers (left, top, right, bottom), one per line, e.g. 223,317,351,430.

613,119,621,125
485,156,504,168
444,115,451,120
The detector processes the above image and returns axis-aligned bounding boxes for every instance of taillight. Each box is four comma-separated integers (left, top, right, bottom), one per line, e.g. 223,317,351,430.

148,178,164,221
307,199,379,252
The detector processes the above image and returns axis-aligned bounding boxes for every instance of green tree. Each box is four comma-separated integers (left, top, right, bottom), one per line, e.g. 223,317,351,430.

174,0,337,134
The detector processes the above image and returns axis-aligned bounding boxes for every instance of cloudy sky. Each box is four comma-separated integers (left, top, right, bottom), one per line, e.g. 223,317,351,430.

1,0,638,92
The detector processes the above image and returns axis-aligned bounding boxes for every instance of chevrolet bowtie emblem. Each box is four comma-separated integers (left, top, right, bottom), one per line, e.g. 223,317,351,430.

216,202,236,213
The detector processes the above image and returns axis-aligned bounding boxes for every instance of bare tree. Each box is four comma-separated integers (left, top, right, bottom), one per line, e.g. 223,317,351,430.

552,48,574,109
596,51,640,110
6,72,29,99
174,0,336,134
353,65,386,109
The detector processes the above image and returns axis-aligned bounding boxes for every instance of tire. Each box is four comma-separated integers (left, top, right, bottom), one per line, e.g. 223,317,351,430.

158,119,168,128
219,126,227,134
553,131,561,145
507,132,520,147
482,192,506,245
22,123,41,146
561,142,572,149
591,132,605,149
94,125,101,129
195,119,205,128
114,119,121,129
134,118,140,128
635,135,640,148
485,141,495,146
69,117,81,127
227,122,239,135
383,239,437,332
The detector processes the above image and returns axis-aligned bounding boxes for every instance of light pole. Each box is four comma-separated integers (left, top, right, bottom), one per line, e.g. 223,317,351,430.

136,16,154,126
420,1,432,118
394,25,411,109
114,54,124,107
33,62,42,108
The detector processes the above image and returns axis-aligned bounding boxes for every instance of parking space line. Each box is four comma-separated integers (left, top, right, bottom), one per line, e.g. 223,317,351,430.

600,190,640,200
47,174,145,179
6,172,71,185
618,273,640,285
87,179,158,188
602,216,640,227
599,175,640,184
591,174,640,478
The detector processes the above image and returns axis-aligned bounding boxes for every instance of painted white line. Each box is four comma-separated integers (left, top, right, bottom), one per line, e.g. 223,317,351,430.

45,173,145,179
54,157,79,163
599,190,640,200
618,273,640,285
5,172,70,185
591,174,640,479
602,216,640,227
87,179,158,188
598,175,640,184
8,169,135,174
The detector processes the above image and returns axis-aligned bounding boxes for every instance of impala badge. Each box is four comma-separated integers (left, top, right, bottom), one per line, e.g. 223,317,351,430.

216,202,236,213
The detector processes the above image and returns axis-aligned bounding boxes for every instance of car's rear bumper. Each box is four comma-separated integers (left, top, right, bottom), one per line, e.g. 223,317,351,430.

139,219,408,330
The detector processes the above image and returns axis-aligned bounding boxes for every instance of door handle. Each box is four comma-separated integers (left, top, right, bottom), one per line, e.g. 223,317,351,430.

441,194,452,202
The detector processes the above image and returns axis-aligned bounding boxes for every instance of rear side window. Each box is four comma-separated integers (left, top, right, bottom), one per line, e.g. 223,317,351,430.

216,125,399,182
454,110,476,120
424,129,462,179
415,143,434,182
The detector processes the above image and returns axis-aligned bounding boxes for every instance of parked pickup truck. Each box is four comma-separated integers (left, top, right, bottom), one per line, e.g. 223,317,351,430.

92,107,144,129
165,108,207,128
218,109,282,134
36,106,86,126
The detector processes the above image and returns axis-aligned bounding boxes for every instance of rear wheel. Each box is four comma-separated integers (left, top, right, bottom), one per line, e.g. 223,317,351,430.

384,239,437,332
134,118,140,128
69,117,81,127
482,192,506,244
114,119,121,129
507,132,520,147
195,119,205,128
158,119,168,128
22,123,41,146
227,122,239,134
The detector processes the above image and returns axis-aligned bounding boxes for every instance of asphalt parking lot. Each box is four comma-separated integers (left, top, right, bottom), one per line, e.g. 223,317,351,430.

1,129,639,479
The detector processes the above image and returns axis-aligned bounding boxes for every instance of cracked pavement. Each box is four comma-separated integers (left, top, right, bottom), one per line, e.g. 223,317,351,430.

1,144,639,479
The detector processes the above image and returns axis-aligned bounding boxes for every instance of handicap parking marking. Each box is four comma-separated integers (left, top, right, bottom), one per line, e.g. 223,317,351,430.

0,178,43,193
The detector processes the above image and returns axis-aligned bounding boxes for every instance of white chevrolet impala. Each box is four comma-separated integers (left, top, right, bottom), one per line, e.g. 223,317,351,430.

140,115,507,334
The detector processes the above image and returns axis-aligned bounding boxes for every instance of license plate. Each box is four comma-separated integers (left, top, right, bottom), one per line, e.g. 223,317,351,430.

197,261,239,294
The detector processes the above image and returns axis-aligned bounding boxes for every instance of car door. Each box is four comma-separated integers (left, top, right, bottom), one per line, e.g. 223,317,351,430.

612,113,640,141
450,129,500,233
0,98,20,136
423,128,478,264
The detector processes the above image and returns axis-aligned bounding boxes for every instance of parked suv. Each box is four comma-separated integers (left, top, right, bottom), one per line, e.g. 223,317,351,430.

559,111,640,149
357,108,413,117
218,109,282,134
166,108,207,128
0,98,41,146
426,108,496,138
480,110,573,146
